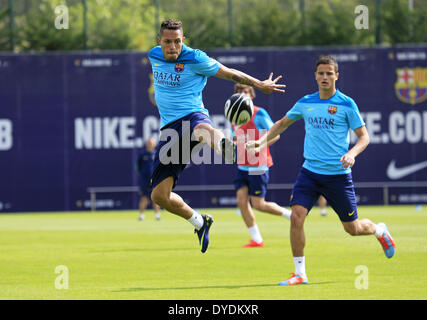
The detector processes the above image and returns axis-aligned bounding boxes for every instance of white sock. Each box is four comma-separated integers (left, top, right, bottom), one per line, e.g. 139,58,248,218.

216,139,223,152
320,208,327,215
374,224,385,238
155,212,161,219
248,225,263,243
187,211,204,230
293,256,306,278
139,213,145,220
282,207,292,220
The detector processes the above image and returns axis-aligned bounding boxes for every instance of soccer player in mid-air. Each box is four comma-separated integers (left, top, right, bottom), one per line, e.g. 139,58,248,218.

148,19,286,253
137,137,161,221
231,84,291,247
246,55,395,285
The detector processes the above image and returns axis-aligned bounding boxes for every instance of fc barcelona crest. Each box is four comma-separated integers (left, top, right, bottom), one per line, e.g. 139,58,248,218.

395,67,427,105
174,63,185,73
328,106,337,114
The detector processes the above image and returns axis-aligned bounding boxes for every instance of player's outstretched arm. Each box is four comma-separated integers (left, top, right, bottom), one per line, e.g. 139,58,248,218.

340,126,370,169
246,116,295,153
214,64,286,94
267,135,280,147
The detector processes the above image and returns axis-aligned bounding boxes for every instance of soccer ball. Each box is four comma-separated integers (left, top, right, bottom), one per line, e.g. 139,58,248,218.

224,93,254,125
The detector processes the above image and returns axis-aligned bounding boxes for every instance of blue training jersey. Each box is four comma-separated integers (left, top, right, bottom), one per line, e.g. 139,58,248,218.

148,44,220,128
286,90,365,175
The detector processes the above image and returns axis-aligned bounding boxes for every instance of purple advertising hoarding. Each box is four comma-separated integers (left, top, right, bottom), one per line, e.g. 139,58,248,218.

0,46,426,213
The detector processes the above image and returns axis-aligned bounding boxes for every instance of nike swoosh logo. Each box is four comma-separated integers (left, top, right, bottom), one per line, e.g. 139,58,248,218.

201,229,206,247
154,63,161,66
348,211,355,216
386,160,427,180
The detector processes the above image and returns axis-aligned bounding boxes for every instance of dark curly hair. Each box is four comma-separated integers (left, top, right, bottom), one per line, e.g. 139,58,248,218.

160,19,183,36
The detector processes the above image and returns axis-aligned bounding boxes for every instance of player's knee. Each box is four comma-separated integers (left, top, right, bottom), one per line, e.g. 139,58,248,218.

236,188,249,208
251,199,263,211
237,196,248,208
151,189,165,206
193,123,215,143
150,192,158,205
290,208,305,227
290,214,301,227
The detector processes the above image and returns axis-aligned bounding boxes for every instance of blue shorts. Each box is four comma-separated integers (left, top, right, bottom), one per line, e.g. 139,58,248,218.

138,172,152,197
290,167,358,222
234,169,269,197
151,112,213,190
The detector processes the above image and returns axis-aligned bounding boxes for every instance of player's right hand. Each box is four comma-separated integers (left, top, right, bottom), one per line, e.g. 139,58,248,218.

340,153,356,169
259,73,286,94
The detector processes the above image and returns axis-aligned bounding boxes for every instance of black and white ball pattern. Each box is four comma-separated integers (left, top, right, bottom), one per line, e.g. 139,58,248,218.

224,93,254,125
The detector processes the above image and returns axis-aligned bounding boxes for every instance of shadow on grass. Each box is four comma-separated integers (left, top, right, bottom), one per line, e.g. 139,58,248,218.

91,246,244,253
114,281,337,292
90,247,196,253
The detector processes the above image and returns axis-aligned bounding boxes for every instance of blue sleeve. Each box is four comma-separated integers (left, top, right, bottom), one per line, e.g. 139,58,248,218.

347,99,365,130
253,108,274,131
286,102,304,121
191,50,220,77
230,126,235,139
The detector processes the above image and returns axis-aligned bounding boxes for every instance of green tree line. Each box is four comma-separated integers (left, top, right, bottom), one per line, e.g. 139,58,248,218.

0,0,426,52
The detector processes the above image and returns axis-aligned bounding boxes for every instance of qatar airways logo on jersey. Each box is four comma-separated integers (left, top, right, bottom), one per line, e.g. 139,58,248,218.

153,71,181,87
307,117,335,129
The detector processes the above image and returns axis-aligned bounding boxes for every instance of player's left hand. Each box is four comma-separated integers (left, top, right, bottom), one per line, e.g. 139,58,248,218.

245,140,257,150
259,73,286,94
340,153,355,169
245,140,260,155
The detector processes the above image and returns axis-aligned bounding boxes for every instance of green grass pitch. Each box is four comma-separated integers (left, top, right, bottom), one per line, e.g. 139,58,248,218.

0,205,425,300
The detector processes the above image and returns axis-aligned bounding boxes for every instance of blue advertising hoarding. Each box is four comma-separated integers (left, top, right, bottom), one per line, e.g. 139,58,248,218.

0,46,426,212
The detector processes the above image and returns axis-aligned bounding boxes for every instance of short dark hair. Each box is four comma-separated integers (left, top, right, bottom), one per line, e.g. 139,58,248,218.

160,19,183,36
316,55,338,72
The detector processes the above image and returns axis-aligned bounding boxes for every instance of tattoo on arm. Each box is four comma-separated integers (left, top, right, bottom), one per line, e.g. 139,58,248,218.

230,69,257,86
231,74,253,86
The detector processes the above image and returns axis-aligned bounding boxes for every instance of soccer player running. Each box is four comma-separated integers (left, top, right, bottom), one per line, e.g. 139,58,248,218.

246,55,395,285
137,137,161,221
231,84,291,247
148,19,285,253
